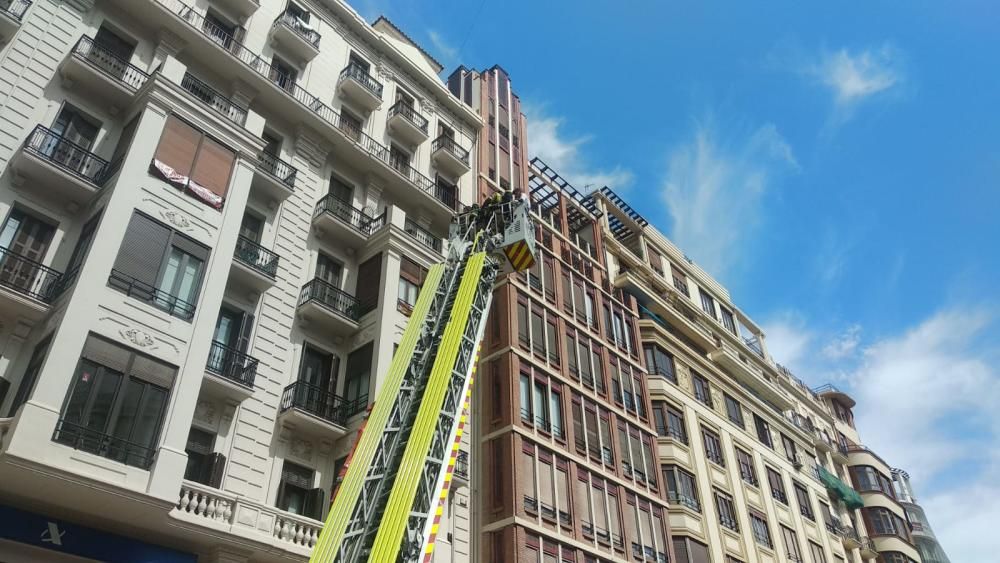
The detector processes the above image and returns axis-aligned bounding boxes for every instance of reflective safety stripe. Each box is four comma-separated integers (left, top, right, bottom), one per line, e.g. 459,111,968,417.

504,240,535,271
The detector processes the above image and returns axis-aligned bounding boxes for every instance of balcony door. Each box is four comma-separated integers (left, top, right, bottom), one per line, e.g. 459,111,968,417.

316,253,342,287
92,25,136,80
211,306,253,376
240,212,264,243
297,345,338,418
0,208,56,297
47,105,100,173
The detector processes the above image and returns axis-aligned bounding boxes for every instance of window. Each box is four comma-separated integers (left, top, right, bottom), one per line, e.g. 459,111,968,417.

724,393,744,427
721,308,737,335
110,212,209,320
753,413,773,448
276,461,325,519
663,465,700,512
879,553,916,563
714,489,738,531
152,115,235,208
701,427,724,466
355,253,382,315
692,373,712,407
652,401,687,443
344,342,373,409
643,345,676,383
808,542,827,563
863,507,910,541
54,334,176,469
532,309,545,356
673,537,710,563
698,289,716,318
766,466,787,504
749,510,772,548
850,465,896,497
517,300,529,347
781,433,799,464
7,334,53,417
735,447,758,486
794,482,814,520
398,257,426,312
520,373,532,422
546,320,560,365
184,427,225,487
65,210,102,280
0,207,56,292
781,526,803,562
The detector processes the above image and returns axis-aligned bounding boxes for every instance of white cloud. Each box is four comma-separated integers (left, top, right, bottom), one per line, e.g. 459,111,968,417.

816,45,902,107
523,103,634,193
427,30,457,63
922,483,1000,563
821,324,861,359
659,118,798,277
761,313,814,373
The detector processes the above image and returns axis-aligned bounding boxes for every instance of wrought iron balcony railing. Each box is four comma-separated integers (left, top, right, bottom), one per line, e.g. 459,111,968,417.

297,278,361,321
279,381,364,426
339,62,383,98
181,73,248,126
108,268,196,321
403,219,442,252
314,194,385,236
454,450,469,479
388,101,429,134
23,125,116,187
0,246,62,303
256,151,297,190
53,418,155,469
432,134,470,165
205,340,258,388
0,0,31,20
72,35,150,91
234,236,279,278
274,9,320,46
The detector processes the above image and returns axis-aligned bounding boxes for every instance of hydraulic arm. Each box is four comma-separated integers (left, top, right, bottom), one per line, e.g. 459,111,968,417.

310,195,536,563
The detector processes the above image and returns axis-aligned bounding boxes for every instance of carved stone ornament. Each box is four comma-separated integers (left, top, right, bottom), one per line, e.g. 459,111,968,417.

161,209,191,230
120,327,154,347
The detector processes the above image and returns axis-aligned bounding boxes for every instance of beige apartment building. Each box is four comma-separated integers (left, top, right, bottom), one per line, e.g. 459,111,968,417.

0,0,479,561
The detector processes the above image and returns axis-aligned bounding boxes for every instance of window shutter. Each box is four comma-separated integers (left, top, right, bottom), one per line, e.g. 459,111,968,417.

207,452,227,488
190,137,235,199
113,213,170,288
304,487,327,520
81,334,132,373
154,116,200,177
400,257,422,285
355,253,382,314
237,311,255,353
129,353,177,388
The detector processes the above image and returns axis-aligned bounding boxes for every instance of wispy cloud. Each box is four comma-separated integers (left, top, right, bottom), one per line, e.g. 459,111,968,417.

762,307,1000,563
427,30,458,65
659,118,798,278
523,103,634,192
815,44,902,107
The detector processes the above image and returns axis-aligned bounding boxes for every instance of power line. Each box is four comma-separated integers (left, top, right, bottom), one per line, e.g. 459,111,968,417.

457,0,487,55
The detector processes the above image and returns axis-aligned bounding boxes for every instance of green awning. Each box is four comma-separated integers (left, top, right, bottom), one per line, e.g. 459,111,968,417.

818,466,865,510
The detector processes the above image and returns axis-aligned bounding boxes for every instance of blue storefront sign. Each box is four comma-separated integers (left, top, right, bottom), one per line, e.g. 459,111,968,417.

0,504,196,562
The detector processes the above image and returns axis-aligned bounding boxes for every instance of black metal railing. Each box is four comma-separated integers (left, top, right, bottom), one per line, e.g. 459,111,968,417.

432,135,470,166
72,35,150,91
53,418,155,469
388,101,429,134
434,178,458,210
155,0,446,203
313,194,385,235
181,73,248,126
838,524,861,543
771,488,788,504
403,219,442,252
23,125,114,187
256,151,297,190
205,340,258,388
0,0,31,20
454,450,469,479
234,236,279,278
298,278,361,322
668,492,701,512
108,269,196,321
0,246,63,303
656,425,688,445
339,62,383,98
280,381,364,426
274,9,321,47
859,537,877,553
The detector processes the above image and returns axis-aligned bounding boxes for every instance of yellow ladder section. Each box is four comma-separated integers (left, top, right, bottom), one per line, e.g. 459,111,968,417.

310,264,445,563
368,252,487,562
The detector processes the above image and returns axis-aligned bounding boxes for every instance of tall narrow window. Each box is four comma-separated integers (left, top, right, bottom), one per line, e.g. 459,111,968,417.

7,334,53,417
724,393,744,427
781,433,799,464
794,482,814,521
344,342,373,410
714,489,739,531
699,288,715,318
767,466,788,504
808,542,827,563
663,465,700,512
276,461,324,520
781,526,803,563
517,300,529,348
692,373,712,407
735,447,758,486
753,413,773,448
749,510,772,548
701,427,725,466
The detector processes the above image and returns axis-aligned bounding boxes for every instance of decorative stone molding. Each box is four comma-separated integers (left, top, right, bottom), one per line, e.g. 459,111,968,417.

195,400,219,426
119,327,154,348
294,125,328,169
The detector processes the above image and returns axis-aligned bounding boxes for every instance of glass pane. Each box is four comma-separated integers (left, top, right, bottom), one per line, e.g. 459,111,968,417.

131,386,166,451
176,254,203,302
63,360,98,424
85,369,122,433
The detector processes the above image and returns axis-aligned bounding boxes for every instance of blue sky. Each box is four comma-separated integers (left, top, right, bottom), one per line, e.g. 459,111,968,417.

360,1,999,559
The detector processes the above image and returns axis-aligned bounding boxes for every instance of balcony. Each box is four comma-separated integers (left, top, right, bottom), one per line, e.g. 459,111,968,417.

108,269,196,321
0,0,30,42
253,151,297,201
312,195,386,248
859,537,878,559
831,441,850,464
710,337,792,410
296,278,362,336
403,219,443,253
813,428,834,452
277,381,362,439
0,246,64,320
230,236,279,293
269,9,320,62
53,418,155,469
387,101,429,145
337,63,383,111
838,524,862,550
202,340,257,401
212,0,258,19
59,36,150,109
173,480,321,557
180,73,248,126
431,135,471,176
453,450,469,482
14,125,118,205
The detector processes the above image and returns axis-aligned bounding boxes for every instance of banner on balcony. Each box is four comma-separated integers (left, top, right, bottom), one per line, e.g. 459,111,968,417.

151,159,225,210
